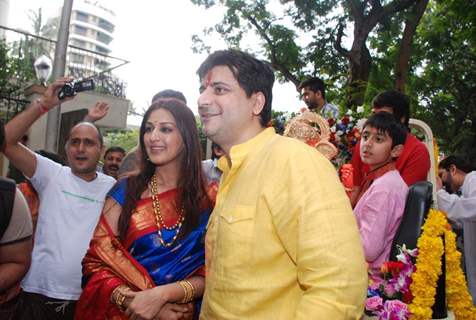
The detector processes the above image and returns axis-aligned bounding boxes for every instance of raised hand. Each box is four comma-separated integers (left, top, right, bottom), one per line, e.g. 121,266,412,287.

39,77,74,110
84,102,110,122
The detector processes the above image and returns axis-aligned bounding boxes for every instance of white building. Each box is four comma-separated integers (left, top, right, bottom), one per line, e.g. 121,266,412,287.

0,0,9,38
68,0,116,75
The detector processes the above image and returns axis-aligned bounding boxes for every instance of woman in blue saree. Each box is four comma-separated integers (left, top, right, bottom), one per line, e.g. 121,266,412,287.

75,98,215,320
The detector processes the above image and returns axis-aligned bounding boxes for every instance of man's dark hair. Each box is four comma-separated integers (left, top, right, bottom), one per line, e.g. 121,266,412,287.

298,77,326,100
439,155,473,173
372,90,410,128
363,112,407,148
151,89,187,104
104,146,126,159
197,49,275,127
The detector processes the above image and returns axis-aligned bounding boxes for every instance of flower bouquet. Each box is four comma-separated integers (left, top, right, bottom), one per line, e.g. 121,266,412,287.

365,245,417,320
327,107,366,168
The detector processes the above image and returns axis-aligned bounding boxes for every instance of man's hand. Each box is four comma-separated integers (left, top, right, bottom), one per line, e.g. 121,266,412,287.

156,303,193,320
39,77,74,110
123,286,168,320
84,102,110,122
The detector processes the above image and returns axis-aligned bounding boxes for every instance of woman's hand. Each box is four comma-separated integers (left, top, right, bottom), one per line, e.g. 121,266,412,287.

156,303,194,320
123,286,168,320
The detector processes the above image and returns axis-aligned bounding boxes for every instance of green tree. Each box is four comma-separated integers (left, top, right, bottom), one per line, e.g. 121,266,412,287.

0,40,36,95
409,0,476,162
104,129,140,153
191,0,426,107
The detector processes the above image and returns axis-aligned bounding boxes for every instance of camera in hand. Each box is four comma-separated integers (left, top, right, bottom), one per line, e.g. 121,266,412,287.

58,79,95,100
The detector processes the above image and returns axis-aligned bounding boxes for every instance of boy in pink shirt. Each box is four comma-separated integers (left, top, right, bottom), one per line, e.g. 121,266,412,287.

354,112,409,274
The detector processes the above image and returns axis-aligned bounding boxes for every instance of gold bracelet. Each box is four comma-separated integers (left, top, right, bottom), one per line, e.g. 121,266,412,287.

111,285,129,311
184,280,195,301
177,280,193,303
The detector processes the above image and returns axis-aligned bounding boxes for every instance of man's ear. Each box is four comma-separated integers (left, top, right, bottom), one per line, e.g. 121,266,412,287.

252,92,265,117
391,144,404,158
449,164,458,175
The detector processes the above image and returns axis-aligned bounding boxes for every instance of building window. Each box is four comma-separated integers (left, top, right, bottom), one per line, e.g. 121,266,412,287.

98,18,114,33
71,39,86,48
75,11,89,23
74,25,88,36
96,32,112,45
95,45,109,55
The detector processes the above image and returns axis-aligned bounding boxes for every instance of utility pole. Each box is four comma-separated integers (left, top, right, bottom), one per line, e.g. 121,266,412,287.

45,0,73,152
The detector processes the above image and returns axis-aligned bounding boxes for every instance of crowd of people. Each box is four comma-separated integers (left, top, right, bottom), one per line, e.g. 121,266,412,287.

0,49,474,320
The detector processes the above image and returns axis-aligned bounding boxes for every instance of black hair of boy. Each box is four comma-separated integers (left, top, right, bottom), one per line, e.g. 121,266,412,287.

372,90,410,128
363,112,407,148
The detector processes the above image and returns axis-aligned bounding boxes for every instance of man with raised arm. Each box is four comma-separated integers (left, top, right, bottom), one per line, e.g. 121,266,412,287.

3,78,115,319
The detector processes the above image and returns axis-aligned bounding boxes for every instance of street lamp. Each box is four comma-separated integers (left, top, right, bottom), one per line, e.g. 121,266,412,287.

34,55,53,86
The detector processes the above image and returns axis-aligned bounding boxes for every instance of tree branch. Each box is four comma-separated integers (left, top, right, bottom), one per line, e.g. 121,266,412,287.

347,0,364,22
370,0,417,27
395,0,429,92
334,22,350,58
243,13,300,87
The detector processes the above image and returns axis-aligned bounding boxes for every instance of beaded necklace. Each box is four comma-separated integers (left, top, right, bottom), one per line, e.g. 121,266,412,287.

150,173,184,247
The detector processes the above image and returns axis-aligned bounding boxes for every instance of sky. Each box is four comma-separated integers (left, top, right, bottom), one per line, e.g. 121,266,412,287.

6,0,303,126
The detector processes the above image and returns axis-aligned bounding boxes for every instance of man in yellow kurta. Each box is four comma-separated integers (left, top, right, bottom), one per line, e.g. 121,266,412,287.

197,49,367,319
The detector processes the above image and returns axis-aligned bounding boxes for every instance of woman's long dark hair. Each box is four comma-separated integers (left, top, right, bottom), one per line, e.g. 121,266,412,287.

118,98,208,240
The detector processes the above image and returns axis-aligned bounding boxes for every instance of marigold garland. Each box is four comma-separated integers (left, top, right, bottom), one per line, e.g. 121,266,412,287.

408,209,476,319
433,141,439,178
445,227,476,319
408,209,444,320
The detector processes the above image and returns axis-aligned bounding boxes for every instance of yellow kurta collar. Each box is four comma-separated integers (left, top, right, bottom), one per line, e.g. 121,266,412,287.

217,127,276,174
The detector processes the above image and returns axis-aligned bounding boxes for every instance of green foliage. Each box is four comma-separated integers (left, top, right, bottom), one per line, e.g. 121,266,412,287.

0,9,58,96
104,129,139,153
0,40,37,96
190,0,418,107
409,0,476,161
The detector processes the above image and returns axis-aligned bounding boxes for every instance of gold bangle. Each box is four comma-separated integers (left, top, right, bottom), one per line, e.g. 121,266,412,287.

111,285,129,311
184,280,195,301
178,280,194,303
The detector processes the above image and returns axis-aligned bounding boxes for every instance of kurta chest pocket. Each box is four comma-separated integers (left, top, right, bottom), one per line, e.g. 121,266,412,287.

215,207,256,273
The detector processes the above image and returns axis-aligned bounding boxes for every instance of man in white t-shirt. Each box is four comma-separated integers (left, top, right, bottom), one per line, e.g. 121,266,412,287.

3,78,115,319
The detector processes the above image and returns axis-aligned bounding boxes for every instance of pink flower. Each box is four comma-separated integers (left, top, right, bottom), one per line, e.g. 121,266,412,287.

384,282,397,297
366,296,383,312
379,300,409,320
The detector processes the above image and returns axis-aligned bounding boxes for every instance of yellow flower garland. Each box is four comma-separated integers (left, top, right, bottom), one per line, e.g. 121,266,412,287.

433,141,439,178
445,228,476,319
408,209,476,319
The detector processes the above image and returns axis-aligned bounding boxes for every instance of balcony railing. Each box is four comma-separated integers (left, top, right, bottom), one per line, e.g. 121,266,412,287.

0,25,129,100
0,93,29,123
